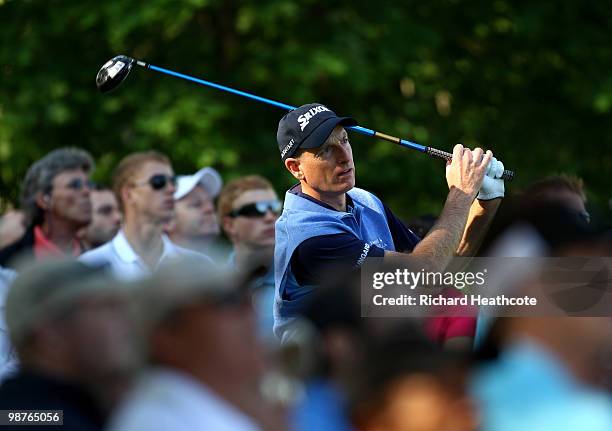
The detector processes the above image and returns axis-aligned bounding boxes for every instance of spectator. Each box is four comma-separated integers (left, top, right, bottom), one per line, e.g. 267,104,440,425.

524,174,589,222
166,167,223,257
287,272,364,431
218,175,280,341
0,267,17,381
0,148,94,269
80,186,121,251
80,151,211,280
0,210,25,250
0,259,137,431
472,219,612,430
350,326,477,431
474,175,594,348
108,260,284,431
473,315,612,430
284,271,464,431
273,103,505,341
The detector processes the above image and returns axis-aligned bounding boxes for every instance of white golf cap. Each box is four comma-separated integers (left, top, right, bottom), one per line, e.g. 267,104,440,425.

174,167,222,200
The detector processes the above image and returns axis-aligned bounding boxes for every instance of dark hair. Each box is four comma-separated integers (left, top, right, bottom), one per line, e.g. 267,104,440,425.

525,175,586,203
349,324,470,429
21,148,94,227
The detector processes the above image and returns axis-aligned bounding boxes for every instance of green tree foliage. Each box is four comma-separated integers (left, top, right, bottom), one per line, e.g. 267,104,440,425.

1,0,610,220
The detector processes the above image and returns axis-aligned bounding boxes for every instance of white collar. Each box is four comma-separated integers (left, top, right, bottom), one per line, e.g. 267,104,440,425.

144,367,261,430
112,230,178,266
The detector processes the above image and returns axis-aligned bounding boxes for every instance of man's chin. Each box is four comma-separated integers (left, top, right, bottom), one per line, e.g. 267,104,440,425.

252,241,275,251
72,216,93,229
193,233,219,243
157,211,175,225
199,224,220,237
337,181,355,194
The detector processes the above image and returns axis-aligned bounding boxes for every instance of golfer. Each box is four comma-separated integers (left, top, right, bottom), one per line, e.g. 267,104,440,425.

273,103,505,340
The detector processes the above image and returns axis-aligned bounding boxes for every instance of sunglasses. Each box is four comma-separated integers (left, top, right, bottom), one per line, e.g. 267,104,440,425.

61,178,94,191
229,200,282,218
133,174,176,191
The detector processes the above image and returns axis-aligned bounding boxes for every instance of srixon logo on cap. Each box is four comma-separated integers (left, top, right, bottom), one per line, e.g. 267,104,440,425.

297,105,330,131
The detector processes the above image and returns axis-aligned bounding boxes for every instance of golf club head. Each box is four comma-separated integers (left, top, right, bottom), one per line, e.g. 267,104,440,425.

96,55,135,93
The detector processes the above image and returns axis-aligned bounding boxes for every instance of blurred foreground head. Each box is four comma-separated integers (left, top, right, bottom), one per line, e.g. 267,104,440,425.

350,326,477,431
472,235,612,430
525,175,587,218
289,269,477,431
135,258,266,389
6,259,135,382
481,234,612,387
480,174,594,257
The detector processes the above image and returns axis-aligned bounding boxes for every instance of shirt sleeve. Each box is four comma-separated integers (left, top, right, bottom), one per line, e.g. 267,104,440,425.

426,316,477,343
291,233,385,286
382,204,421,252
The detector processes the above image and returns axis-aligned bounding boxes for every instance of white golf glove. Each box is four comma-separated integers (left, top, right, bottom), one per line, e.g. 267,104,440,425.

477,157,505,200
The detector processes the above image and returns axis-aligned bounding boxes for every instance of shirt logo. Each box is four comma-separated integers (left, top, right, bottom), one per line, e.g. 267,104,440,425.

297,105,330,131
355,242,371,267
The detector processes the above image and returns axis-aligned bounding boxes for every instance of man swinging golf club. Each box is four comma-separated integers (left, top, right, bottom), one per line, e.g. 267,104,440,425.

273,103,505,341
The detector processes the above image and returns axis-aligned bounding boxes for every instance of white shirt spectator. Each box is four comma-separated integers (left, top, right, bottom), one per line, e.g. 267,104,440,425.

0,267,18,381
79,230,211,280
108,367,262,431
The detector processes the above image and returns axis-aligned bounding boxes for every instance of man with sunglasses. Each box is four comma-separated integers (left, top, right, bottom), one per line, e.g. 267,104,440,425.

274,103,505,341
0,148,94,269
218,175,282,341
80,151,211,280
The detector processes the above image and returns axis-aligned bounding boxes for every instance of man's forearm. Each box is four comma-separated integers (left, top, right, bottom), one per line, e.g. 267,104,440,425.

384,188,473,271
412,187,474,259
457,198,501,256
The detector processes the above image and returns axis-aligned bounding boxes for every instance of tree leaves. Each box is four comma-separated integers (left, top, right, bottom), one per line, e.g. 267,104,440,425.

0,0,610,220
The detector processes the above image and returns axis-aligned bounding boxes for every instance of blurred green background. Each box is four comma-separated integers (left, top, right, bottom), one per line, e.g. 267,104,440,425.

1,0,610,222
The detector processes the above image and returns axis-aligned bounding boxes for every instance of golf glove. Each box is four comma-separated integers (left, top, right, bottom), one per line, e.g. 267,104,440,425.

477,157,505,200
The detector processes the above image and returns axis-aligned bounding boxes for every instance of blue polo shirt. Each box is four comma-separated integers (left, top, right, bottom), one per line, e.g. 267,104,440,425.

289,185,420,284
273,185,420,339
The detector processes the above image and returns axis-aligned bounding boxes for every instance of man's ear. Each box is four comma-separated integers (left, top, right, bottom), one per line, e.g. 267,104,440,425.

222,215,235,239
285,157,303,181
121,185,132,209
35,192,50,210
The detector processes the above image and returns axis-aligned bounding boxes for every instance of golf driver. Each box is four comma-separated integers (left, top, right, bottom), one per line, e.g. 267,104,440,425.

96,55,514,181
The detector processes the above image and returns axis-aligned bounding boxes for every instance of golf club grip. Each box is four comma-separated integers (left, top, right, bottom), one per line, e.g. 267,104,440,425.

426,147,515,181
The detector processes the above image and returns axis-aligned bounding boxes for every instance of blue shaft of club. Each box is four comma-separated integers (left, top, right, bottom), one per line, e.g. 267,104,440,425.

148,64,295,111
146,63,427,153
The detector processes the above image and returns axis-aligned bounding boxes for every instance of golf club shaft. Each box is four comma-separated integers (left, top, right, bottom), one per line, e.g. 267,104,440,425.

136,60,514,181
